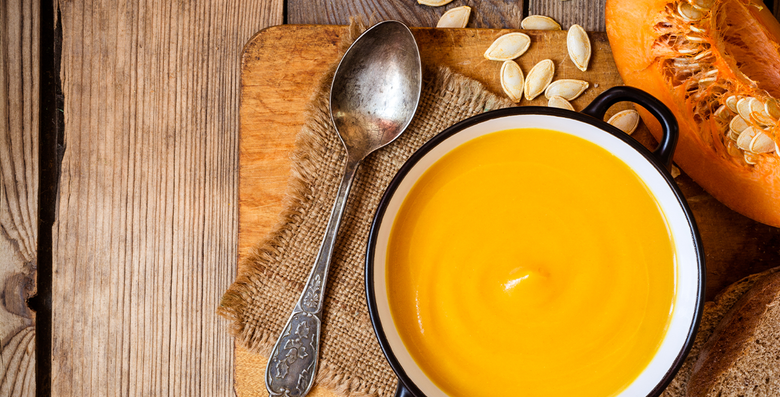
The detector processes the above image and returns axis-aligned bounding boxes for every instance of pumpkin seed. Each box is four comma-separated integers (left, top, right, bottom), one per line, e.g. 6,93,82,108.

727,140,743,156
484,33,532,61
418,0,454,6
548,95,574,111
690,0,714,11
765,98,780,119
749,97,774,126
567,25,591,72
544,79,589,100
689,25,707,33
725,95,739,113
671,164,681,178
673,58,699,68
437,6,471,28
728,128,741,141
677,65,702,75
730,115,749,134
715,104,731,121
693,49,713,61
524,59,555,100
737,126,759,151
744,151,759,165
608,109,641,135
698,76,716,87
521,15,561,30
500,60,525,103
750,130,776,153
678,2,704,21
685,34,706,43
737,97,753,121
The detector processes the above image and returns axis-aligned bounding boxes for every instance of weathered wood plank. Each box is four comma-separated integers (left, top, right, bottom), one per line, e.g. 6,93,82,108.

0,0,38,395
288,0,525,28
528,0,606,32
53,0,282,394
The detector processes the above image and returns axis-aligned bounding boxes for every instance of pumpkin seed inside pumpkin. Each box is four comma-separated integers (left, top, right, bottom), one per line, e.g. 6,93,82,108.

678,2,704,21
750,131,776,153
749,97,774,126
693,49,713,61
714,104,731,121
737,126,759,151
744,151,759,165
725,95,739,113
764,97,780,119
685,33,707,43
728,128,741,142
727,140,743,157
736,97,753,121
730,115,749,134
690,0,714,12
698,76,717,87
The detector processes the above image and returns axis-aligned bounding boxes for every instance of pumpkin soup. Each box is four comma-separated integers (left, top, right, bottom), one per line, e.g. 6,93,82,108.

386,128,676,396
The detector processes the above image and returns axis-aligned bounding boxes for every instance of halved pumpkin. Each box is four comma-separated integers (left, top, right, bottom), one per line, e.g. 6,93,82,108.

606,0,780,226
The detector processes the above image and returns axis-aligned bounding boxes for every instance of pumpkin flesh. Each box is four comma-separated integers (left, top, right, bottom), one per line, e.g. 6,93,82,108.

606,0,780,226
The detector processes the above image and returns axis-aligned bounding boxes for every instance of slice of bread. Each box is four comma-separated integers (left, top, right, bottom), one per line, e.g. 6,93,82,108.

661,266,780,397
686,267,780,396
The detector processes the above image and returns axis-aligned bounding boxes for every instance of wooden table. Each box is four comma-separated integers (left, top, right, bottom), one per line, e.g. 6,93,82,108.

2,1,780,396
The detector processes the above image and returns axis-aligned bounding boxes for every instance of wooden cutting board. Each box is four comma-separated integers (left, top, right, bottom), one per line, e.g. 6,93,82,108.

235,25,780,397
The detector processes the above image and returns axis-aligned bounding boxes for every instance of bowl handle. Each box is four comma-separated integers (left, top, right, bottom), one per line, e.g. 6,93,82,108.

581,86,679,170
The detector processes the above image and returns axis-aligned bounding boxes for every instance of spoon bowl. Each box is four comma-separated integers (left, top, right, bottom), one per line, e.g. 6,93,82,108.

331,21,422,159
265,20,421,397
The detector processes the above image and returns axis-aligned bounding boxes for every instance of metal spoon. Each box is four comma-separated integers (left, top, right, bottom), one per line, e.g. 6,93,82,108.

265,20,422,397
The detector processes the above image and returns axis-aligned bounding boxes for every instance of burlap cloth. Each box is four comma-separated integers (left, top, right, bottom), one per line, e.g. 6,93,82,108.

218,22,513,396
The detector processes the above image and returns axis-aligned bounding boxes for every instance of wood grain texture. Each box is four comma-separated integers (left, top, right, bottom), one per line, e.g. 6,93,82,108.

529,0,607,32
236,24,639,397
53,0,282,395
288,0,525,28
0,0,38,396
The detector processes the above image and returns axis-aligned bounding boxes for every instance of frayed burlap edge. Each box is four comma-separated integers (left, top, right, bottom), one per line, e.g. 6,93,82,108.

219,18,512,396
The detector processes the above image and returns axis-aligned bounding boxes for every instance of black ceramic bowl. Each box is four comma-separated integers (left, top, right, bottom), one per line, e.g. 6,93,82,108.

365,87,706,397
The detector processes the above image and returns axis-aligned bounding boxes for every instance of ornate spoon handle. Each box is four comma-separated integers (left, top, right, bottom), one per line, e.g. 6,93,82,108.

265,157,360,397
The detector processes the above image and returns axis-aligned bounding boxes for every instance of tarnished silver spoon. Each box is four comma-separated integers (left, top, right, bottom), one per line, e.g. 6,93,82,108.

265,20,422,397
